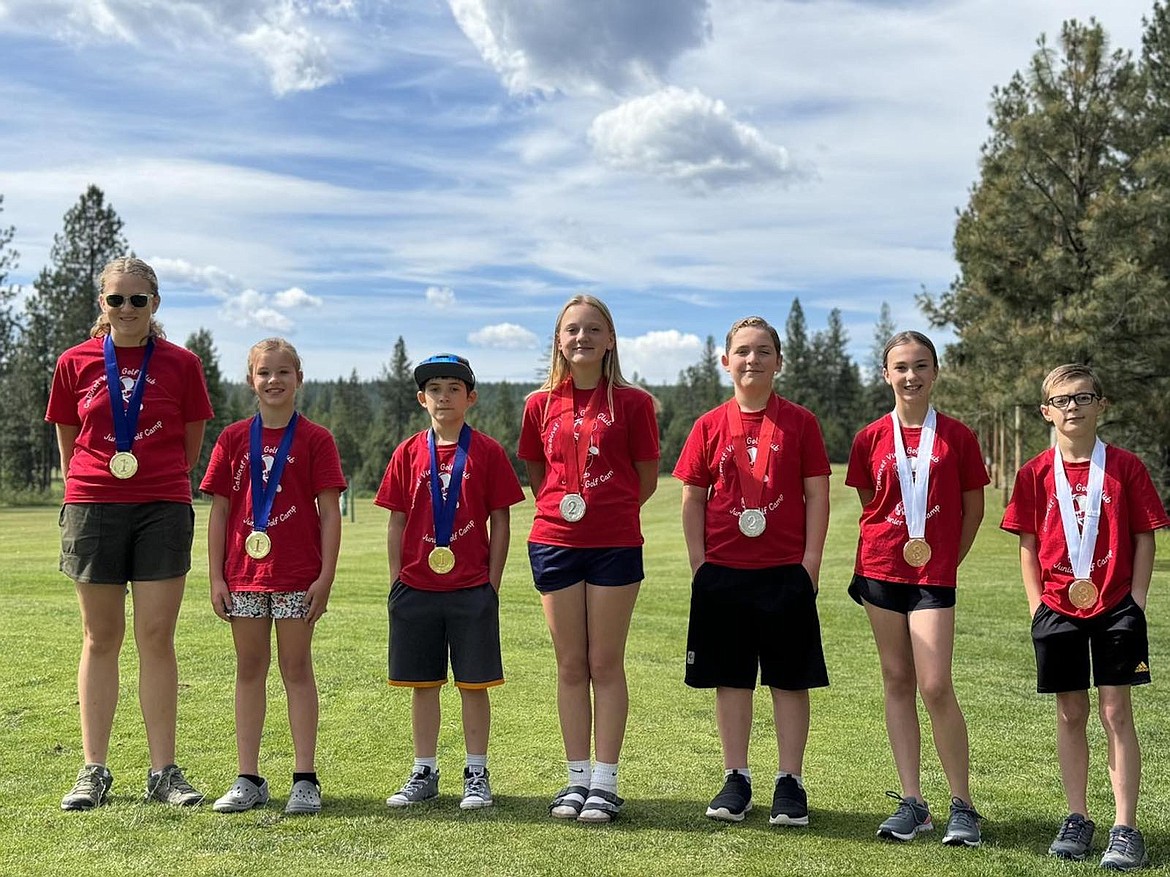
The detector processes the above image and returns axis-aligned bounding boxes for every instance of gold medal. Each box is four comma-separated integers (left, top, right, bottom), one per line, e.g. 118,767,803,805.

903,537,931,568
428,546,455,574
245,530,272,560
559,493,586,522
109,451,139,479
1068,578,1098,610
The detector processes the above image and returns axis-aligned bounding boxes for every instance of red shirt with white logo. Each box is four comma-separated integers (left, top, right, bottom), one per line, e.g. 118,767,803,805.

375,428,525,592
518,383,660,548
1001,444,1168,618
846,411,989,587
201,416,347,593
673,395,831,569
46,336,214,504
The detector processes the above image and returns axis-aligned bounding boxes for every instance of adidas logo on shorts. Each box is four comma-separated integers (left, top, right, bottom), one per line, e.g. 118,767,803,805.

1135,661,1150,674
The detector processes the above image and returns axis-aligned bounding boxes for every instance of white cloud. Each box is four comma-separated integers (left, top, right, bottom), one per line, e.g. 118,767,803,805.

468,322,540,349
589,87,797,189
220,288,295,331
151,258,241,295
619,329,704,384
447,0,711,96
272,286,323,308
425,285,456,308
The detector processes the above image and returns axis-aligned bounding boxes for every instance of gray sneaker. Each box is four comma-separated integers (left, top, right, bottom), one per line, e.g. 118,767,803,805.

460,768,493,810
877,791,933,841
145,764,204,806
941,797,982,847
212,776,269,813
386,766,439,807
285,779,322,815
61,764,113,811
1048,813,1095,860
1101,825,1149,871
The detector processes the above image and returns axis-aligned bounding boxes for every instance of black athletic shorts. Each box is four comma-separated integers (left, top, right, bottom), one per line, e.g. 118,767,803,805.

387,581,504,688
1032,595,1151,693
848,574,956,613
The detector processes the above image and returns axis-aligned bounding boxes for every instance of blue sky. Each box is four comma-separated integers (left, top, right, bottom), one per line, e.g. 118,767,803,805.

0,0,1153,384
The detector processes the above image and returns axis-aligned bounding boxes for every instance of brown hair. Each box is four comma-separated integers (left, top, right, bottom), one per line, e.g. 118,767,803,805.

89,257,165,339
1041,363,1103,401
881,330,938,370
725,315,782,355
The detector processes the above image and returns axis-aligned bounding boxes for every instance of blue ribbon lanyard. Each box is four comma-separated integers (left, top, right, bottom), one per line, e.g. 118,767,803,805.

428,424,472,548
249,412,299,534
103,335,155,452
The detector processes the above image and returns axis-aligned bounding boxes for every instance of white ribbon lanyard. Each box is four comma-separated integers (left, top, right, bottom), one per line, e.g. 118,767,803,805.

890,407,936,540
1052,439,1106,579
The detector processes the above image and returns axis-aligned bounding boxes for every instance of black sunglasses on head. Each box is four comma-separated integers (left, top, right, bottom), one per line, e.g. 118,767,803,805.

103,293,152,308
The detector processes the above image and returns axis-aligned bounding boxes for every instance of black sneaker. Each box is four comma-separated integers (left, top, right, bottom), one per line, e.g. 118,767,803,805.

705,771,752,822
769,775,809,826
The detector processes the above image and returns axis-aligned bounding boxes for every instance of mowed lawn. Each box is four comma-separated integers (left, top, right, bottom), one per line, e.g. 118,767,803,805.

0,474,1167,877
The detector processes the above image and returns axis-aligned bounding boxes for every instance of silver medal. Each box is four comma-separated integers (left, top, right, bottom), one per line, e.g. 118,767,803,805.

739,508,766,537
559,492,586,522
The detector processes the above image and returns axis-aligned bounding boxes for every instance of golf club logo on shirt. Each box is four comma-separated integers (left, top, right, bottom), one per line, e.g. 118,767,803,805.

261,454,283,493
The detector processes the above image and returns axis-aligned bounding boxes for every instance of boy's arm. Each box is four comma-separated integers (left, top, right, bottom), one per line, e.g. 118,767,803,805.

636,460,658,506
681,484,707,575
487,507,510,592
957,487,985,564
55,424,79,486
1130,530,1155,610
524,461,545,501
387,510,407,585
802,474,830,591
304,488,342,623
1019,532,1044,617
208,494,231,620
855,487,875,507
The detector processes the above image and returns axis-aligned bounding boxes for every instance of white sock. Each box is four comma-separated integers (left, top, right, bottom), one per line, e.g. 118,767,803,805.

413,757,437,774
591,761,619,794
466,754,487,774
777,771,803,789
568,759,591,787
727,767,751,782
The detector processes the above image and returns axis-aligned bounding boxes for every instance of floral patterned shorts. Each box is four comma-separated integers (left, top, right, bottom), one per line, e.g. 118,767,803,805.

229,590,310,620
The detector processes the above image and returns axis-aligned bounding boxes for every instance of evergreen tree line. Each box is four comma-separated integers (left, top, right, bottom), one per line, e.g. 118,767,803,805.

6,1,1170,505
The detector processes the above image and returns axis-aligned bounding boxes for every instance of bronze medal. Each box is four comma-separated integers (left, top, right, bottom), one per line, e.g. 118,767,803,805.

109,450,139,480
739,508,766,538
428,546,456,574
559,493,586,522
903,537,931,568
1068,578,1098,610
245,530,272,560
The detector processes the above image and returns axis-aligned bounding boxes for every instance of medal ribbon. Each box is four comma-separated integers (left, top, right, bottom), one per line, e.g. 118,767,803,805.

249,412,299,535
557,378,603,497
429,424,472,549
1052,439,1106,580
103,334,155,453
890,406,937,540
725,393,780,511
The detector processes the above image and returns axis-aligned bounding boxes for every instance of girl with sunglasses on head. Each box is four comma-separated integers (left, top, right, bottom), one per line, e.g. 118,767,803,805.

47,257,214,810
518,295,660,824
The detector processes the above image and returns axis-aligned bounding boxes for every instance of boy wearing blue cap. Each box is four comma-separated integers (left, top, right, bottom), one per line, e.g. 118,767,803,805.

374,355,525,810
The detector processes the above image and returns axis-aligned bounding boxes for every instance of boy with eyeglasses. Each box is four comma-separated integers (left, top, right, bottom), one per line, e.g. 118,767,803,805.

1002,364,1167,871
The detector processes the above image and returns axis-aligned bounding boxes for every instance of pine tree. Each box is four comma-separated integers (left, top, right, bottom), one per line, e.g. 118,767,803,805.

185,328,233,496
777,298,814,409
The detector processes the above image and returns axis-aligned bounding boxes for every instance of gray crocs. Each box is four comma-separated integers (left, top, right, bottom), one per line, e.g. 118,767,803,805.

284,779,321,814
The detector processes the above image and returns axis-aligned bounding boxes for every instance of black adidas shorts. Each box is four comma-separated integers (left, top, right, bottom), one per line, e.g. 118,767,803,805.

1031,595,1151,693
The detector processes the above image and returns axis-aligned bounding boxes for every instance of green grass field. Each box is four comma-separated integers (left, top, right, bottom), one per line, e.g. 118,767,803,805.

1,476,1167,876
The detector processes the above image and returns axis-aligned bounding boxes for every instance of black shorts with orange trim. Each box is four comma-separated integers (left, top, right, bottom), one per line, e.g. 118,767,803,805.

387,581,503,688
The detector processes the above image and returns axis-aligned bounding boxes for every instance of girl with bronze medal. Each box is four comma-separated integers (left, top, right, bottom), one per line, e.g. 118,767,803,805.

891,406,937,568
427,423,472,574
1052,438,1107,610
246,411,299,559
725,393,780,537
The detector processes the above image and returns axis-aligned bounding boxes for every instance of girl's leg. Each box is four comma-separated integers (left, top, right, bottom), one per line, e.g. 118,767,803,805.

411,687,442,759
130,577,186,771
907,607,972,803
585,582,640,764
864,602,923,799
1098,686,1139,827
1055,690,1091,817
541,583,591,762
716,687,753,769
274,618,317,772
75,582,127,764
459,688,490,757
231,617,272,775
771,688,810,776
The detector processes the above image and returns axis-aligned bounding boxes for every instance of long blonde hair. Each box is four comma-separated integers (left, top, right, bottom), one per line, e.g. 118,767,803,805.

88,256,166,339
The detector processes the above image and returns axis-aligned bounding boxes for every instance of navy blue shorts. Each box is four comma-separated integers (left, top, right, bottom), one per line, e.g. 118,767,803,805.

527,543,644,593
848,574,956,613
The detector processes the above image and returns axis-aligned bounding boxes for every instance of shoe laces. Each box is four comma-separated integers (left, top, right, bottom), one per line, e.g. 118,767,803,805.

401,770,431,794
1056,815,1091,843
156,765,196,796
884,790,924,820
949,797,981,821
1105,826,1139,855
465,771,489,799
74,767,107,797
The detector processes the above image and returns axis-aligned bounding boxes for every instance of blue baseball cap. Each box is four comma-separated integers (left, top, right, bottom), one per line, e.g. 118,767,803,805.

414,354,476,390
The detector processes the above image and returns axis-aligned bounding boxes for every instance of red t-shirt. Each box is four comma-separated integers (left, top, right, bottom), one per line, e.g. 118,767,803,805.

46,336,214,504
673,395,831,569
518,382,660,548
375,428,525,592
201,416,347,593
846,411,989,587
1001,444,1168,618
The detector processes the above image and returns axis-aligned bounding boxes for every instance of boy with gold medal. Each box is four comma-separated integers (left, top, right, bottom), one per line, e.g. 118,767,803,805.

375,354,524,811
1002,364,1168,869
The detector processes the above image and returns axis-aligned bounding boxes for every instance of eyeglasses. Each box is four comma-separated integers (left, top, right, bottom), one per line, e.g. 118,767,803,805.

1044,392,1100,409
103,293,152,308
